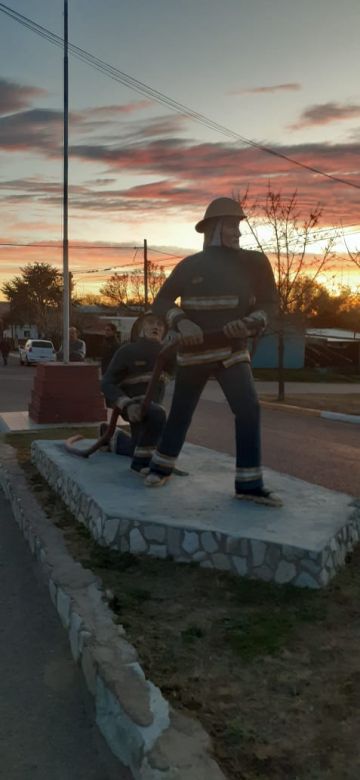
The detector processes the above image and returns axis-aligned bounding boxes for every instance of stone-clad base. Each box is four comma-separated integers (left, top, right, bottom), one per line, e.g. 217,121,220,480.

32,440,360,589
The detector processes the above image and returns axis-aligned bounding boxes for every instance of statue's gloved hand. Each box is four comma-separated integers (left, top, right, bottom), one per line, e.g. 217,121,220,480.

127,401,144,423
162,329,181,347
177,318,204,346
243,311,268,336
115,395,131,412
223,319,249,339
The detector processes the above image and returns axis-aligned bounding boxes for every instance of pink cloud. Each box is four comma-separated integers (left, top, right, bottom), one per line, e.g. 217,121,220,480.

230,83,301,95
65,136,359,220
0,134,359,224
0,109,63,154
0,78,46,116
0,103,359,228
290,102,360,129
87,100,153,116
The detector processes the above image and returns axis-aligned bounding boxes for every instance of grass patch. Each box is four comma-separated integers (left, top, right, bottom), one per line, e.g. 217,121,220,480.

253,368,360,383
5,430,360,779
3,427,97,464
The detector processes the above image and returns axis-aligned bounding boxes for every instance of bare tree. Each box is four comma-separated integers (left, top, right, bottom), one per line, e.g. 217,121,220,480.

147,260,166,304
100,261,166,308
129,271,143,305
99,272,130,307
342,231,360,272
243,187,336,400
75,293,105,306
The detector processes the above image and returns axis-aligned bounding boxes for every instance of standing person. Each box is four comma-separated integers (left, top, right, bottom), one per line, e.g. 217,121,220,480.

0,337,11,366
57,327,86,362
144,196,282,507
101,322,120,409
101,322,120,376
101,312,173,474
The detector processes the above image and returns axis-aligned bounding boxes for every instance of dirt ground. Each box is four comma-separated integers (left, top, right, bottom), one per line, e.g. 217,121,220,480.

260,393,360,415
5,429,360,780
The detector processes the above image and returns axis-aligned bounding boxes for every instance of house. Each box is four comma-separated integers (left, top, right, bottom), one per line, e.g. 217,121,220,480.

305,328,360,370
0,303,39,344
252,317,305,369
77,308,140,358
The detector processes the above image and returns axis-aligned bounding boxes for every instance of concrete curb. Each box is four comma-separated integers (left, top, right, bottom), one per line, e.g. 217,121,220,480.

321,411,360,424
261,399,360,423
0,443,225,780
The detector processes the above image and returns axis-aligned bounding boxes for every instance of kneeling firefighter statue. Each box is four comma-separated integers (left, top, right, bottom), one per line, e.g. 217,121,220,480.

66,312,176,470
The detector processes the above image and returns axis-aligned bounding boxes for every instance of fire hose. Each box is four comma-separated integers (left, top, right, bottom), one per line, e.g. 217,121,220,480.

65,333,181,459
65,325,259,459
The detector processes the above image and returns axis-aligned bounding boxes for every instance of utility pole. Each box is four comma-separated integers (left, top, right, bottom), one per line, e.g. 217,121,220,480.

62,0,70,362
143,238,148,310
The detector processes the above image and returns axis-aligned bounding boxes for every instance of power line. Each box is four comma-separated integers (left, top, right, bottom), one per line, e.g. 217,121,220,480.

74,266,139,275
0,3,359,192
0,224,359,254
0,241,142,249
145,247,184,259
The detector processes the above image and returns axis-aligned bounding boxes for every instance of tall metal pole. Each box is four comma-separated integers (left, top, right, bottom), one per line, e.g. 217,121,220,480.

62,0,70,362
143,238,148,310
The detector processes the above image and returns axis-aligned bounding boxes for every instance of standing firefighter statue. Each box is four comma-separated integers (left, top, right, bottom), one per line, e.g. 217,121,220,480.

144,196,282,507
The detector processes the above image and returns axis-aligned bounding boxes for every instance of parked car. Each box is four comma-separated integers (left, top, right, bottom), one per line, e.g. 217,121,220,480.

19,339,57,366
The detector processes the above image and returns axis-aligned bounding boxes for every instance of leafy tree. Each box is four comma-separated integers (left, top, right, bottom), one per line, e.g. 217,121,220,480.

289,278,360,329
1,262,65,336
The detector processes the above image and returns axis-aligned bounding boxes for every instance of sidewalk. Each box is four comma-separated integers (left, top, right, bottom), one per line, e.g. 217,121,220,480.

0,490,130,780
201,380,360,399
197,382,360,424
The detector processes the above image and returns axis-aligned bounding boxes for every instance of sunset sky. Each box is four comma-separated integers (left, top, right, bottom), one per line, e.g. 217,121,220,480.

0,0,359,300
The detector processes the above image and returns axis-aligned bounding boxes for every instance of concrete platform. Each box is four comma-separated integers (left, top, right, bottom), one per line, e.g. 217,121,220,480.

0,411,101,433
0,409,116,433
31,440,360,589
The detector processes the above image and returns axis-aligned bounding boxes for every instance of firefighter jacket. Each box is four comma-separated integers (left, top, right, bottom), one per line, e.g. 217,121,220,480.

151,246,278,367
101,337,173,411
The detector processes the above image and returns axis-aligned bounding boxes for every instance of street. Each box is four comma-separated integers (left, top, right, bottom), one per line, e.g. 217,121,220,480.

187,397,360,497
0,354,359,496
0,353,40,411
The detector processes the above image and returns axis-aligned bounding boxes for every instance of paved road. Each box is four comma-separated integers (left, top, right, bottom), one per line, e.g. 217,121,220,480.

1,353,360,412
0,491,132,780
1,355,359,496
186,398,360,497
0,353,41,411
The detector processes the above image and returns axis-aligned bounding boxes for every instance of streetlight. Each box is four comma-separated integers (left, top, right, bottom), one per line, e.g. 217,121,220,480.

62,0,70,362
